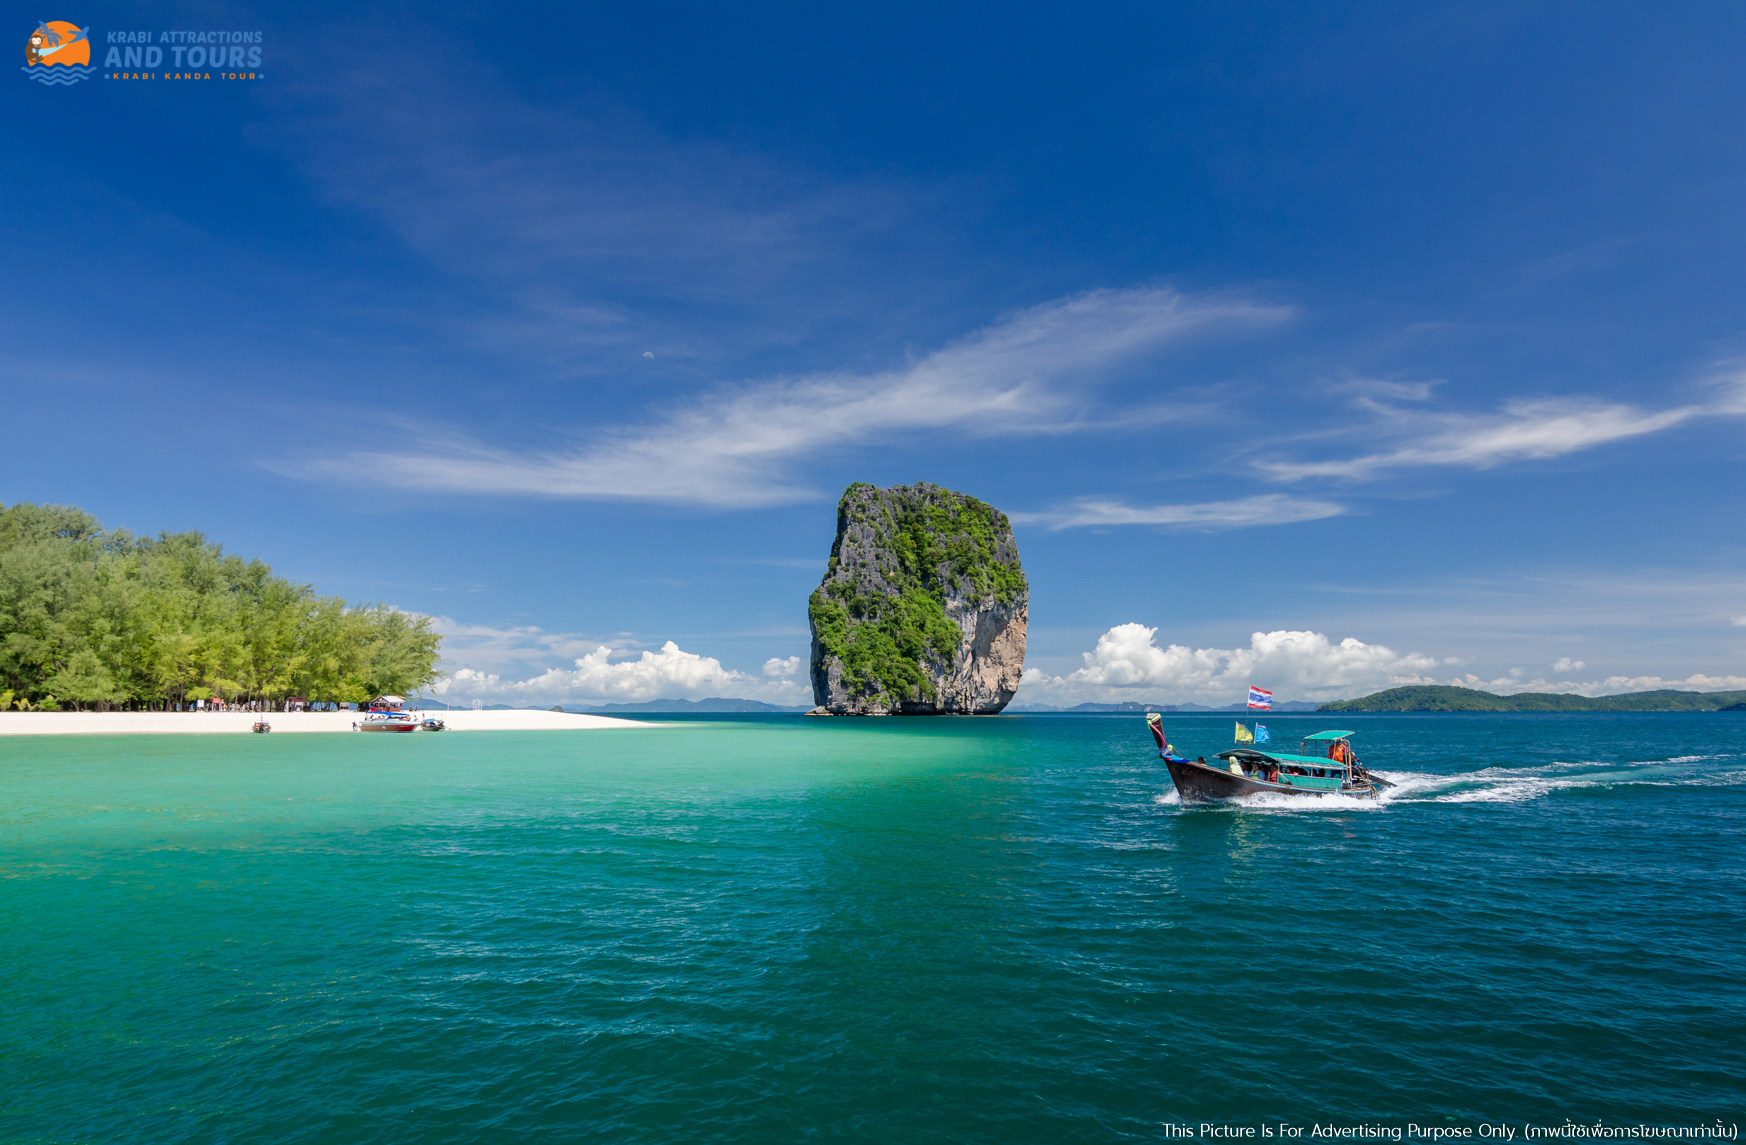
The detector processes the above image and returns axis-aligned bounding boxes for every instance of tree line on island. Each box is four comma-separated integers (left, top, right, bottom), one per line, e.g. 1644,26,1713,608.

0,502,442,712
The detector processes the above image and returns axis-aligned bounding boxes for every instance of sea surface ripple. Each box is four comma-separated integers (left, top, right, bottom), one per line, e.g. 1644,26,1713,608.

2,712,1741,1142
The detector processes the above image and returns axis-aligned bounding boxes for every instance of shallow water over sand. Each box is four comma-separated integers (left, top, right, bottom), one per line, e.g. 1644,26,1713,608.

3,713,1742,1142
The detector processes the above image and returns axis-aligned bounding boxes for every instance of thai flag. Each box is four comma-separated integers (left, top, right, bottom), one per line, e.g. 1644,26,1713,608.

1247,686,1273,710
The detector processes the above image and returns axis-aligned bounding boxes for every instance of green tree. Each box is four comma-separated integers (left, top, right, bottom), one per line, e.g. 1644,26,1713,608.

45,648,127,710
0,502,445,710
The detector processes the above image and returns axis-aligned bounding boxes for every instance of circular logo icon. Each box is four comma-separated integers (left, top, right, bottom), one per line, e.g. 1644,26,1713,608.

24,20,92,84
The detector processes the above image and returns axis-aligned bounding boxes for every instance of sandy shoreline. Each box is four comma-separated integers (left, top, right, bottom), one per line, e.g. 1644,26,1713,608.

0,709,651,736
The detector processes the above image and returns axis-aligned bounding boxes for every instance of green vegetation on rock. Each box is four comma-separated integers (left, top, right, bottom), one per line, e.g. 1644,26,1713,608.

809,482,1027,710
0,501,443,710
809,582,960,706
1318,684,1746,712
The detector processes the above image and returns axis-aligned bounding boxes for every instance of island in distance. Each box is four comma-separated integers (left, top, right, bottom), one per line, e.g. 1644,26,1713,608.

1319,684,1746,712
808,482,1027,715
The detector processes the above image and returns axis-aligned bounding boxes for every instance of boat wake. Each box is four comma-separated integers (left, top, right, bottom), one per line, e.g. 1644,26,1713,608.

1372,751,1746,805
1162,788,1386,813
1157,751,1744,811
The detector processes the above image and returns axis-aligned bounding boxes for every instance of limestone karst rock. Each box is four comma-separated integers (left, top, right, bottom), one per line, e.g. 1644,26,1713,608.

807,482,1028,715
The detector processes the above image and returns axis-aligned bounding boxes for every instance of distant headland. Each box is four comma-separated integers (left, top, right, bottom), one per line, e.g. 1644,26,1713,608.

1318,684,1746,712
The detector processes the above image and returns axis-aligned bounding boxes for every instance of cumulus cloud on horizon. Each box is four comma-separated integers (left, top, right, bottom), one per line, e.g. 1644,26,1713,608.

431,641,810,705
1016,622,1746,706
417,612,1745,709
1019,623,1441,705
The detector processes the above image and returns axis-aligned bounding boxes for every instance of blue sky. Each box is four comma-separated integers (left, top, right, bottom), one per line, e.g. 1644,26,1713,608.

6,1,1745,705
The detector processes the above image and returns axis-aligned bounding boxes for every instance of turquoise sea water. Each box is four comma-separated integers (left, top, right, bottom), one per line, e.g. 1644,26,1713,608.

3,713,1742,1142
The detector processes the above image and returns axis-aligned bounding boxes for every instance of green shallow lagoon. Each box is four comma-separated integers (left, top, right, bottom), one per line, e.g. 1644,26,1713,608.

3,714,1742,1142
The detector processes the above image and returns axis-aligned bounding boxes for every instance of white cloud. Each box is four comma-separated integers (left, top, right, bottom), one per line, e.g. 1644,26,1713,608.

1452,671,1746,697
763,655,803,678
1731,616,1746,627
1012,493,1344,531
273,26,888,359
431,641,810,705
1019,623,1746,706
1260,368,1746,484
1261,397,1702,482
1707,368,1746,415
1020,623,1440,704
429,615,623,676
288,287,1291,507
1327,375,1443,404
419,615,809,704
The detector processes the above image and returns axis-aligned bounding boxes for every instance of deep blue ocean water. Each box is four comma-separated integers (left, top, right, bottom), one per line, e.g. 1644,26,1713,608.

2,713,1742,1143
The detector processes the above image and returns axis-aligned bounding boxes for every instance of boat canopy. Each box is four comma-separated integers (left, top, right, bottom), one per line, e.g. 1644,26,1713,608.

1217,749,1348,768
1303,730,1355,741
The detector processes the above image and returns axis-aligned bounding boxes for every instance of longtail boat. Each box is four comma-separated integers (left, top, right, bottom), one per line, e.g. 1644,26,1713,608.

1146,713,1390,801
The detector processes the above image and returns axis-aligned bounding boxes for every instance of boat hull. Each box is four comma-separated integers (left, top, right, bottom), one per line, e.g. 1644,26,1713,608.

360,718,418,733
1165,757,1375,802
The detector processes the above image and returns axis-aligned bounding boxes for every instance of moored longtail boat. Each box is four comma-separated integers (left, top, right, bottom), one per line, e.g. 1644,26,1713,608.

1146,713,1387,801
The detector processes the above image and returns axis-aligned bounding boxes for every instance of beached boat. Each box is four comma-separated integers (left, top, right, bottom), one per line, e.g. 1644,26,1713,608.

420,717,446,731
251,719,271,733
1146,713,1388,801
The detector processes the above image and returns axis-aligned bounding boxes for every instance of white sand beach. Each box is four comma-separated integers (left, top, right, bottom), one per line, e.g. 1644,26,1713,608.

0,709,651,736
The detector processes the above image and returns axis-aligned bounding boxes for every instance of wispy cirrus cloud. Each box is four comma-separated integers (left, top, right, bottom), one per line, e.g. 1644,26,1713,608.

1011,493,1344,531
283,286,1291,507
273,30,880,336
1261,370,1746,483
1261,397,1702,482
